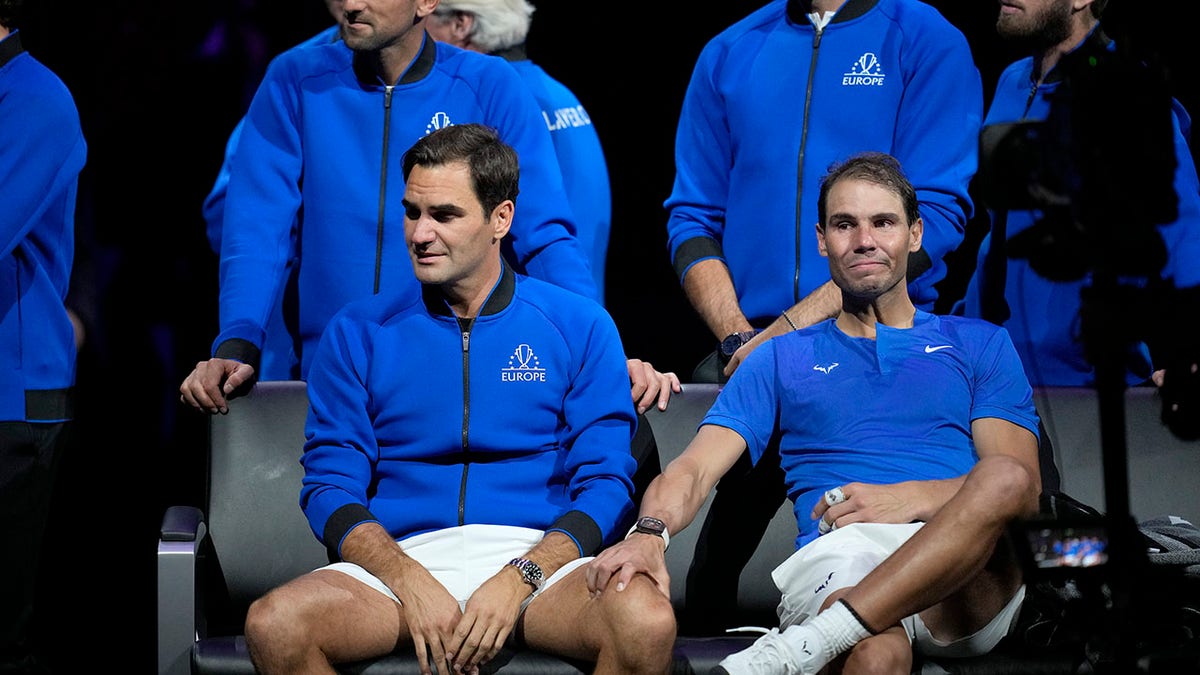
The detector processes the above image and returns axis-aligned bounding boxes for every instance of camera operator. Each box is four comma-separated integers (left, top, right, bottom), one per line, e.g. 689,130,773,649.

954,0,1200,436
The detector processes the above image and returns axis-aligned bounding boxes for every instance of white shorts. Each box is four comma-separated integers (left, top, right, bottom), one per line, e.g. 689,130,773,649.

323,524,591,612
771,522,1024,658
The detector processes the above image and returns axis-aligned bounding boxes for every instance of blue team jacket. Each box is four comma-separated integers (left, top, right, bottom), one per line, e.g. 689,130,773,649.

301,266,636,560
0,32,87,423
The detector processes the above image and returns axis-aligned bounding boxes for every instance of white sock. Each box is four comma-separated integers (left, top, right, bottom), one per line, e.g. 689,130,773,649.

781,600,872,673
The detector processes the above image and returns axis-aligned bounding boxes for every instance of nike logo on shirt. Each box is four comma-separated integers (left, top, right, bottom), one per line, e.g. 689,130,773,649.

924,345,952,353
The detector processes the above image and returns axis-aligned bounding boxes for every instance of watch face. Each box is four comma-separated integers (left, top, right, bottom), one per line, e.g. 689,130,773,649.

721,330,759,356
636,516,666,536
509,558,543,588
720,333,746,356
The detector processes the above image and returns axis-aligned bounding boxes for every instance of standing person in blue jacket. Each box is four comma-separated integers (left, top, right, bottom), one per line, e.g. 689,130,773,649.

954,0,1200,389
242,124,676,674
425,0,613,306
669,0,982,382
0,0,87,671
663,0,984,631
183,0,679,416
589,153,1041,675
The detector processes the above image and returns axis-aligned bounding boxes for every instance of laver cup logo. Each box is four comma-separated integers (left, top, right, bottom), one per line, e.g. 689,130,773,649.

502,344,547,382
843,52,886,87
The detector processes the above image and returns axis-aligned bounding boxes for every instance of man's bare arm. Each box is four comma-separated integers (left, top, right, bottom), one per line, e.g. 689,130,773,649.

585,425,748,596
724,280,841,377
682,258,755,341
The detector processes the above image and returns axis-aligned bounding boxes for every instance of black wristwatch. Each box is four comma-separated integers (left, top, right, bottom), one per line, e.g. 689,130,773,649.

719,330,760,365
626,515,671,549
507,557,544,590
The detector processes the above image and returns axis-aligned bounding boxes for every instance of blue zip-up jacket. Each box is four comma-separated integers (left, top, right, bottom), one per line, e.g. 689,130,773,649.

1,31,87,423
666,0,981,323
301,265,637,561
955,29,1200,386
501,48,612,306
214,34,596,377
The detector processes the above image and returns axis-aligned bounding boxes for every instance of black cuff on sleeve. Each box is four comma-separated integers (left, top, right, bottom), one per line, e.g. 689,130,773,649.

672,236,724,282
549,510,603,556
323,503,376,562
906,247,932,280
214,338,262,372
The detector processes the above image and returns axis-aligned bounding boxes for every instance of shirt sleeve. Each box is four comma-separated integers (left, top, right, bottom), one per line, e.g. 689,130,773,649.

701,340,780,464
970,327,1040,438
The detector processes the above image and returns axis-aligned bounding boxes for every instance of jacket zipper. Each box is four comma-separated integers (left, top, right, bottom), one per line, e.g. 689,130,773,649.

374,85,394,294
794,26,825,303
457,316,473,525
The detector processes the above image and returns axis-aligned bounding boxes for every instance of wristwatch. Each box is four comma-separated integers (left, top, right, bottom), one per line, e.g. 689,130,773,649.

625,515,671,550
719,330,760,365
507,557,544,590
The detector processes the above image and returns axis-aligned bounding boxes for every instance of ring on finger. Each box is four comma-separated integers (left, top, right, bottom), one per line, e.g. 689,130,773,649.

824,486,847,506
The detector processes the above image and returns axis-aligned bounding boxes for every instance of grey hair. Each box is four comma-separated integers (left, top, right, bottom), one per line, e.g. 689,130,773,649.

436,0,535,53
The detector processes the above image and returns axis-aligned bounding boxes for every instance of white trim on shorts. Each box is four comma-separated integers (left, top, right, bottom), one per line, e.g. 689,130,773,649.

772,522,1024,656
322,524,591,612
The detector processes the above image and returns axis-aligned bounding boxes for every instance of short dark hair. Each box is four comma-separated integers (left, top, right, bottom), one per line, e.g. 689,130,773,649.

0,0,23,30
401,124,520,216
817,152,919,229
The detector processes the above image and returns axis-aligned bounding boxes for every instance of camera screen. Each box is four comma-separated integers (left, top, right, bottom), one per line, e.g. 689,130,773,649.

1026,525,1109,568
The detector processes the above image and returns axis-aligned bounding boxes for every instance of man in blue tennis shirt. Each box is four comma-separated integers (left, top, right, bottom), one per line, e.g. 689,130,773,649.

589,152,1042,674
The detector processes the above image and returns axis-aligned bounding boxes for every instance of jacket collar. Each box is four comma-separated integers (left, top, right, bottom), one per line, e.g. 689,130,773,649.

421,260,516,318
1041,25,1112,87
0,30,24,69
490,43,527,63
787,0,877,26
352,30,438,86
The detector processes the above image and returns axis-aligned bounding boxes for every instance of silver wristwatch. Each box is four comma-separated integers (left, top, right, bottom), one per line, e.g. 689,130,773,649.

507,557,544,590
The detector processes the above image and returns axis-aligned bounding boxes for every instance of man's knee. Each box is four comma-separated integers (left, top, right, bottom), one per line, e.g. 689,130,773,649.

599,575,677,655
244,590,305,657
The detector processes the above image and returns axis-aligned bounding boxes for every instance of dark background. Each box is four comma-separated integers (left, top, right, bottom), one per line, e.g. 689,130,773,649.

14,1,1198,672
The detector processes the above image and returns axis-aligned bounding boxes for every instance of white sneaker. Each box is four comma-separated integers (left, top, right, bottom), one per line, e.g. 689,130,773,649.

712,628,804,675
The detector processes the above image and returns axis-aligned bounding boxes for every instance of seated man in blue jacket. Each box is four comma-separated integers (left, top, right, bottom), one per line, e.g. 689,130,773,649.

242,124,675,674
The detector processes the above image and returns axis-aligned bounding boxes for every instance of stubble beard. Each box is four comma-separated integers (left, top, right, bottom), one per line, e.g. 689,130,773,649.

997,1,1074,50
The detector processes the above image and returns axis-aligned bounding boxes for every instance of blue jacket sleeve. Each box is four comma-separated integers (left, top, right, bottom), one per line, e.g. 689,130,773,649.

890,18,981,301
1159,100,1200,290
200,119,245,254
549,305,638,551
0,56,86,261
210,55,304,358
663,40,733,281
299,310,381,551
